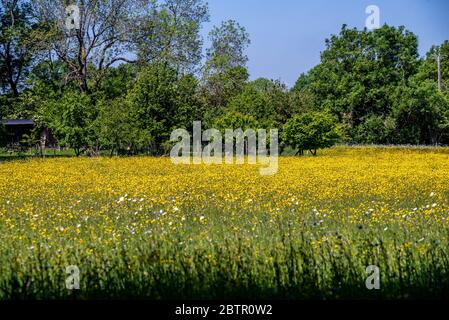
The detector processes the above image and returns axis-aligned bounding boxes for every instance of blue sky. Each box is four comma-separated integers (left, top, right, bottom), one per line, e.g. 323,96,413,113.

200,0,449,87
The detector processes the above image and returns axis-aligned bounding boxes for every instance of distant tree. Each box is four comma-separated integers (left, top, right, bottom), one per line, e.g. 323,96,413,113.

94,63,137,101
127,62,202,155
249,78,290,127
50,91,95,156
282,112,341,156
135,0,209,73
200,65,248,108
354,115,395,144
0,0,45,96
289,89,318,114
227,85,273,127
414,41,449,94
291,73,311,93
5,58,68,122
289,74,320,126
213,110,259,132
95,97,147,156
391,80,449,145
213,111,259,155
28,59,68,93
33,0,138,93
174,73,204,128
201,20,250,108
303,25,419,142
205,19,250,72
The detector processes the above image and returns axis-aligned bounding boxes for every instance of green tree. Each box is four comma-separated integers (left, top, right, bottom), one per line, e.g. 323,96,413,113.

354,115,395,144
200,65,248,109
391,80,449,145
0,0,45,97
201,20,250,108
95,97,147,156
92,63,137,102
249,78,291,127
227,85,273,127
282,112,341,156
136,0,209,73
414,41,449,95
50,91,95,156
34,0,209,93
302,25,419,143
394,41,449,145
174,73,204,129
128,62,202,155
213,110,259,133
206,19,250,72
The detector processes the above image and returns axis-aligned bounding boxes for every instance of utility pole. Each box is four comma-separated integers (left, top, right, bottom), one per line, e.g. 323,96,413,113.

437,49,442,92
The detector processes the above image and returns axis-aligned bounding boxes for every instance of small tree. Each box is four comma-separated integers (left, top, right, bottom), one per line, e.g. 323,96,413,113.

95,97,147,156
201,20,251,108
51,91,95,156
128,62,203,155
282,112,341,156
213,111,259,156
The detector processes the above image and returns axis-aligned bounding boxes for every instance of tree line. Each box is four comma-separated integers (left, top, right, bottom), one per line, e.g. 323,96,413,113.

1,0,448,156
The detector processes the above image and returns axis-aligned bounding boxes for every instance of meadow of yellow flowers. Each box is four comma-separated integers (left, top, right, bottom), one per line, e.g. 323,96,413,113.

0,147,448,299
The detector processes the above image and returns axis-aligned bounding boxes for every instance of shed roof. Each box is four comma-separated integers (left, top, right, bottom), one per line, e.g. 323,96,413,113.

3,119,34,126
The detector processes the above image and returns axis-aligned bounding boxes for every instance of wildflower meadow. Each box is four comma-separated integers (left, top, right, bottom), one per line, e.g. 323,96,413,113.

0,147,448,299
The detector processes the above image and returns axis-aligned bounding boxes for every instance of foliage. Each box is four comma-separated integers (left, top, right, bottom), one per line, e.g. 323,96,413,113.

1,2,449,155
200,20,250,109
0,0,46,96
227,85,273,127
391,80,449,145
205,19,250,72
95,98,145,156
282,112,341,155
127,62,202,155
305,25,419,141
32,0,209,92
354,115,395,144
414,40,449,93
50,91,95,156
200,65,248,109
135,0,210,73
213,110,259,132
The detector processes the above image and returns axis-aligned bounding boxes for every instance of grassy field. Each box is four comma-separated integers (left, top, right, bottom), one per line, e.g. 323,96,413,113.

0,147,448,299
